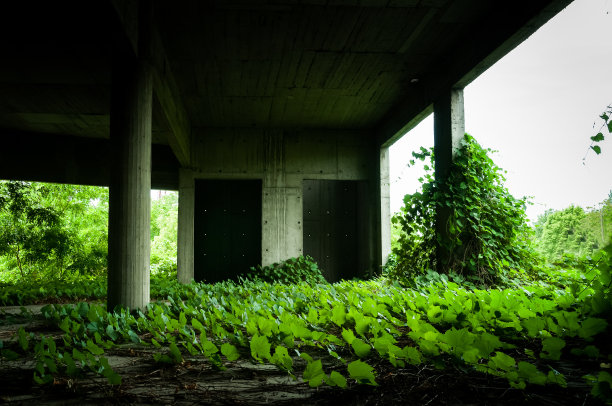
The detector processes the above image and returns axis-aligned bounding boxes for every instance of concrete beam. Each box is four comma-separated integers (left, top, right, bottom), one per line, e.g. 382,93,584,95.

177,168,195,283
0,131,178,189
376,0,572,147
111,0,192,168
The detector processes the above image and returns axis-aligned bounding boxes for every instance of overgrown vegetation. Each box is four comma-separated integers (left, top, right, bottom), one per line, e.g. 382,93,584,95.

390,134,536,286
534,199,612,262
243,256,327,285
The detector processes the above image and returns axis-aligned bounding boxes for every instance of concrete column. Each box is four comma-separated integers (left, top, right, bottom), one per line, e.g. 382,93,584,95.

177,168,194,283
379,147,392,266
261,130,303,266
107,57,153,310
433,88,465,270
433,89,464,181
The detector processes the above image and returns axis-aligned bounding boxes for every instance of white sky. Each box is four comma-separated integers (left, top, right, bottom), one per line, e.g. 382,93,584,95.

389,0,612,222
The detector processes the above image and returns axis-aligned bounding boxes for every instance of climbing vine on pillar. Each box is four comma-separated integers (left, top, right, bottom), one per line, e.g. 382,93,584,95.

390,134,537,285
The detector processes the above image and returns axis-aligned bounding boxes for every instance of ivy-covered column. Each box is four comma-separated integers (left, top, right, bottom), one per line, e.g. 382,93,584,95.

433,88,465,270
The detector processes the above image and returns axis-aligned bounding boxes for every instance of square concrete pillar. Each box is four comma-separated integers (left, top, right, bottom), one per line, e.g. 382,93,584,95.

379,146,392,266
433,88,465,270
177,168,195,283
107,57,153,310
434,89,465,181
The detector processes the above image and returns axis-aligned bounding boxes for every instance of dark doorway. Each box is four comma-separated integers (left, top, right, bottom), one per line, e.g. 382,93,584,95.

194,179,262,283
303,180,369,282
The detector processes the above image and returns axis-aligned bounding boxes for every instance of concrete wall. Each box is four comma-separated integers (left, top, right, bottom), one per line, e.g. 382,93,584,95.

178,128,381,281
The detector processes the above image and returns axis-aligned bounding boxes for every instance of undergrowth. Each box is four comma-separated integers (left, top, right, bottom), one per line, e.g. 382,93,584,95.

1,265,611,403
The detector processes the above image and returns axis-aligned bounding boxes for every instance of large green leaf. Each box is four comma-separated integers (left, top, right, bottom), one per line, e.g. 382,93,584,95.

351,338,371,358
347,360,377,386
221,343,240,361
303,359,325,387
250,335,271,362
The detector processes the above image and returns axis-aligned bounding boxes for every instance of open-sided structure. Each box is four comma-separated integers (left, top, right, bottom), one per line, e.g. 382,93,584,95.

0,0,572,309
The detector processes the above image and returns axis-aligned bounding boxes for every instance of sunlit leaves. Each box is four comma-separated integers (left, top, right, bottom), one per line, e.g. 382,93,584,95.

303,359,325,387
250,335,271,362
221,343,240,361
351,338,371,358
347,360,377,385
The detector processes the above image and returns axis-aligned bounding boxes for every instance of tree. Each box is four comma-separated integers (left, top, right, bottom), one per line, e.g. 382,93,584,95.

534,205,601,261
0,181,109,280
0,181,71,278
150,192,178,271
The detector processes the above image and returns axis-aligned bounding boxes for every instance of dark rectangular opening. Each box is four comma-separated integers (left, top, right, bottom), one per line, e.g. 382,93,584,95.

303,180,369,282
194,179,262,283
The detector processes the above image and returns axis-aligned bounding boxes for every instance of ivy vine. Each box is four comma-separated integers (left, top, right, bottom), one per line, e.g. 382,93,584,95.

390,134,537,285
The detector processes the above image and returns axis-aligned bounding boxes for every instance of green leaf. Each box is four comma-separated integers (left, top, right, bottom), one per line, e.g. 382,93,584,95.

201,338,219,357
591,133,605,142
472,332,502,357
351,338,371,358
342,328,356,345
488,352,515,371
1,349,20,361
578,318,607,339
62,352,78,377
402,346,422,365
303,359,325,387
250,335,271,362
221,343,240,361
105,325,118,341
347,360,377,386
522,317,546,338
328,371,347,388
517,362,546,385
100,357,122,385
547,370,567,388
169,342,183,363
191,318,205,333
271,345,292,370
426,306,443,323
331,305,346,327
440,327,473,353
540,337,565,360
592,145,602,154
17,327,29,351
86,339,104,356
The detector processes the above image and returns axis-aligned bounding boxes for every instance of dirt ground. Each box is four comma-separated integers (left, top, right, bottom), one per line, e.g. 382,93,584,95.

0,304,606,406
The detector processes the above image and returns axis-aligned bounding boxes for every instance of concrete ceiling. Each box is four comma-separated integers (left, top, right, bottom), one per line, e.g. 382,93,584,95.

0,0,572,181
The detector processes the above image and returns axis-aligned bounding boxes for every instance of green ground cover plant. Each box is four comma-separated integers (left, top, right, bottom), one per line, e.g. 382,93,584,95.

1,270,611,403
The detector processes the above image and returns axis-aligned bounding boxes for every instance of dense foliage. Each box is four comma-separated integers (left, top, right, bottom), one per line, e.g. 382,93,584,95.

534,200,612,262
1,271,611,402
0,181,108,281
243,256,327,285
0,181,179,284
390,134,536,285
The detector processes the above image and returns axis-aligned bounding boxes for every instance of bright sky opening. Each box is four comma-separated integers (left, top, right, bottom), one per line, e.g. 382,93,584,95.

389,0,612,222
